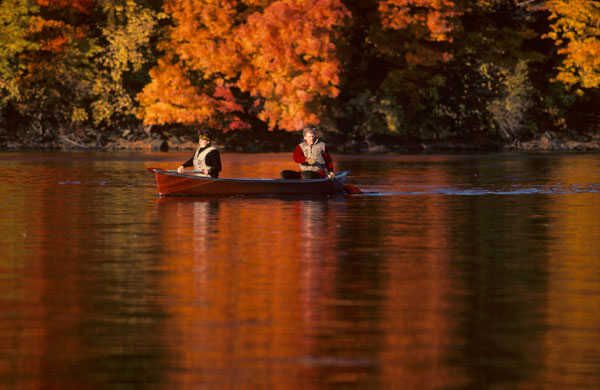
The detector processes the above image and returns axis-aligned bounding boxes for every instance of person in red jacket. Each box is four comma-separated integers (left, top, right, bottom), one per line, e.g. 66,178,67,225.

281,126,335,179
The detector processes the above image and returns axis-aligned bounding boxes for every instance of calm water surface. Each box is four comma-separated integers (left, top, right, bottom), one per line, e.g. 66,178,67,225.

1,151,600,389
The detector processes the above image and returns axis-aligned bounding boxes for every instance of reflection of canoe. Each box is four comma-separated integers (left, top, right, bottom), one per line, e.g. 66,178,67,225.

146,167,349,196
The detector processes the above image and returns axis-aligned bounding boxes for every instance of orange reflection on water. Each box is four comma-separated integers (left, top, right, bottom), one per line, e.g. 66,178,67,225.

1,164,91,389
150,161,466,389
154,196,348,388
376,166,467,389
4,153,600,389
542,157,600,389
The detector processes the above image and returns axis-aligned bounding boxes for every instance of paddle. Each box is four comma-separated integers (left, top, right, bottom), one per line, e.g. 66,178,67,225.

146,167,208,174
313,162,363,194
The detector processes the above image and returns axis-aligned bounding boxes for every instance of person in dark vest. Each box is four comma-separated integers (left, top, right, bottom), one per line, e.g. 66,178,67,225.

281,126,335,180
177,129,222,177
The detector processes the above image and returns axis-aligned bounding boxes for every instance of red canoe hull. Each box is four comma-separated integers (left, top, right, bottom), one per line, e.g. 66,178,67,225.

148,168,349,196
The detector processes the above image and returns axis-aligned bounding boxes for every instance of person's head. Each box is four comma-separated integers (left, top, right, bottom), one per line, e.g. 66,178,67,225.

303,126,316,145
198,129,212,147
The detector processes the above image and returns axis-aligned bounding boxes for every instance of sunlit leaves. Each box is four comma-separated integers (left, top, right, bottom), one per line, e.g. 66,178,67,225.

5,0,600,143
545,0,600,89
9,0,99,128
138,0,351,131
138,58,221,125
0,0,38,105
90,0,161,126
236,0,349,129
2,0,161,129
368,0,462,92
378,0,461,42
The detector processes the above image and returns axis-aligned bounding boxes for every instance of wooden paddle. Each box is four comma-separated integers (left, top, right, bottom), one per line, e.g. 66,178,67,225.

313,162,363,194
146,167,207,174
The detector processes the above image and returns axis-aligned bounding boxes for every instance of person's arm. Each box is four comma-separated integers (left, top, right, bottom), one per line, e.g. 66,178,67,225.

177,155,194,173
205,150,221,177
293,145,307,164
323,149,333,172
182,158,194,168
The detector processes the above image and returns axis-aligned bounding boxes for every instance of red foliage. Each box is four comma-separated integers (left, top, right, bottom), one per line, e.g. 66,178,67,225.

36,0,94,14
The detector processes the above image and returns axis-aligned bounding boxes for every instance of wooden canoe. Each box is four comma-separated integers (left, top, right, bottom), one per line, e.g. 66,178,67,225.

146,167,349,196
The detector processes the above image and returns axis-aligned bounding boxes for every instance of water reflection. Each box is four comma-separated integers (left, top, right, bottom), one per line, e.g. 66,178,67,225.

445,196,550,389
543,159,600,388
1,152,600,389
150,196,380,389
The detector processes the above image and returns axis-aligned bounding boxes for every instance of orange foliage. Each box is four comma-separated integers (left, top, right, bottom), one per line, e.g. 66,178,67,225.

544,0,600,89
378,0,460,42
236,0,349,129
137,58,219,125
138,0,350,131
378,0,462,74
29,17,87,53
28,0,91,54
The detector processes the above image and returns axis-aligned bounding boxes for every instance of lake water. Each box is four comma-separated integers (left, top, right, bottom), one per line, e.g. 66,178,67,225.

1,151,600,389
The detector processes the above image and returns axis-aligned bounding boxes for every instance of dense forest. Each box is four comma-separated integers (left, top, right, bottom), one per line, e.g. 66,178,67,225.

1,0,600,152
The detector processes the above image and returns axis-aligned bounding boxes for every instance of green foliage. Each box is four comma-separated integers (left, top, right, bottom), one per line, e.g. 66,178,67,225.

342,90,405,137
331,0,552,143
419,60,499,140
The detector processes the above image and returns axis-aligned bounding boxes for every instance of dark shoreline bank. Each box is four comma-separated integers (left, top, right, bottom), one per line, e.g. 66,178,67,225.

2,130,600,153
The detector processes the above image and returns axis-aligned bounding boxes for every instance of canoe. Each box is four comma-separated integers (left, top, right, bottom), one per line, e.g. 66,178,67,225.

146,167,349,196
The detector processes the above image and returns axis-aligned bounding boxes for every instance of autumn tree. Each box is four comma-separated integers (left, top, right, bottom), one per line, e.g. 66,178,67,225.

138,0,351,132
4,0,600,148
342,0,542,141
0,0,162,144
90,0,162,128
4,0,98,137
333,0,464,140
447,0,543,141
378,0,461,59
536,0,600,134
544,0,600,89
0,0,38,108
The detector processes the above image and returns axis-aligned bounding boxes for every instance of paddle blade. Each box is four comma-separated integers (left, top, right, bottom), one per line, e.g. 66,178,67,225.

344,184,363,194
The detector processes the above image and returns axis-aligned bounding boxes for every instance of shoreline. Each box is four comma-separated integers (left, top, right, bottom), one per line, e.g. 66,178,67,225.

1,131,599,153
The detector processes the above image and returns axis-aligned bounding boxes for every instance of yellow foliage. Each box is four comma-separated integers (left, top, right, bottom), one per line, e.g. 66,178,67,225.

71,107,88,123
544,0,600,88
